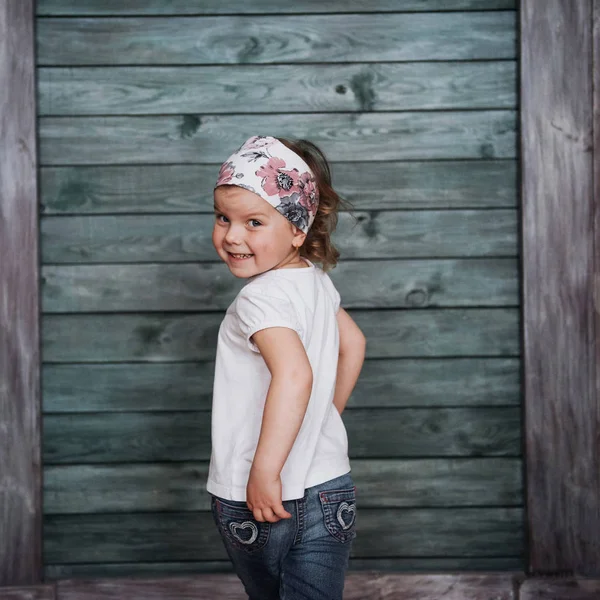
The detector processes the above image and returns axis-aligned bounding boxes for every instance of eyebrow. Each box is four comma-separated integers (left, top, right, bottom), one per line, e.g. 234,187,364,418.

213,204,269,218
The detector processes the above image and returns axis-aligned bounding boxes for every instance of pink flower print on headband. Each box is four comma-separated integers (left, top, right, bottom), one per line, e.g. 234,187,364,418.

216,161,235,186
214,135,320,234
243,136,272,150
256,157,301,198
299,172,318,214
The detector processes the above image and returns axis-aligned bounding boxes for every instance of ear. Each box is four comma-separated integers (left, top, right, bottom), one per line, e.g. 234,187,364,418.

292,226,307,248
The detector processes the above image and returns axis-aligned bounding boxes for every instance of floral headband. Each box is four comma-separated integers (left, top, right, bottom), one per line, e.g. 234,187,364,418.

214,135,319,234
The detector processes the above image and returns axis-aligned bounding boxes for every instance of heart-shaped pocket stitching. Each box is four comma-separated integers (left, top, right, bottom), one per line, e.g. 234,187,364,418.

229,520,259,545
336,501,356,530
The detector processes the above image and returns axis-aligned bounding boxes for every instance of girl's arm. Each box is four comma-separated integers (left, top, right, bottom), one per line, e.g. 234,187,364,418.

246,326,313,523
333,308,366,415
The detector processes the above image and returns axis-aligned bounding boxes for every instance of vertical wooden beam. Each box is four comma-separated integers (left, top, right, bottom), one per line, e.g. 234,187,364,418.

594,2,600,560
0,0,42,586
521,0,599,574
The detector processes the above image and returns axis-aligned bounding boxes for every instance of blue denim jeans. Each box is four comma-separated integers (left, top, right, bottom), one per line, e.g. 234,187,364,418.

211,472,357,600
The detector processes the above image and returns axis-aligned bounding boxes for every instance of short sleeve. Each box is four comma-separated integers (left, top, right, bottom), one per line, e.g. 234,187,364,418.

323,273,341,313
332,285,341,313
235,286,303,353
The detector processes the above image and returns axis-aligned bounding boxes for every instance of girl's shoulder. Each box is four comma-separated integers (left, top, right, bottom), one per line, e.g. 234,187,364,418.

231,276,298,318
234,264,339,311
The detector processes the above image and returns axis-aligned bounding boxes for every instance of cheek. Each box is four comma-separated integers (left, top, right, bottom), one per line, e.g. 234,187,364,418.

212,224,223,246
253,232,283,254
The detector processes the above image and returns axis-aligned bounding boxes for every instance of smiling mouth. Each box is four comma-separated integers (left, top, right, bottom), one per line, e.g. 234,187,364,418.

228,252,254,259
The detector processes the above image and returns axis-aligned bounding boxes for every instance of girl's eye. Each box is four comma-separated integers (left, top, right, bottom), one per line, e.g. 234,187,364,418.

215,214,228,223
249,219,262,227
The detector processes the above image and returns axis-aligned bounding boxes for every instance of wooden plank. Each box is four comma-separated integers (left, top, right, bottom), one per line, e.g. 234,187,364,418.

521,0,599,574
41,259,519,312
40,211,518,264
39,160,518,214
42,357,520,413
0,587,55,600
43,458,522,513
594,0,600,579
45,573,521,600
44,557,524,580
44,563,236,579
36,0,517,16
348,558,523,573
352,357,520,408
56,577,246,600
42,309,520,362
37,62,516,115
351,309,520,358
38,112,516,165
0,0,42,587
42,363,215,412
43,508,523,563
343,573,519,600
520,579,600,600
36,13,516,66
42,407,520,464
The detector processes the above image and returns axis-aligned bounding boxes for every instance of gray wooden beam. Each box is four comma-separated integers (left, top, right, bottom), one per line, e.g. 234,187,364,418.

520,578,600,600
35,0,517,16
0,586,55,600
0,0,42,587
53,573,521,600
594,1,600,572
521,0,600,574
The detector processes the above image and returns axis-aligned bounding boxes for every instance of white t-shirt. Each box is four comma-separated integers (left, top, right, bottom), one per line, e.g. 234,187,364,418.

206,258,351,501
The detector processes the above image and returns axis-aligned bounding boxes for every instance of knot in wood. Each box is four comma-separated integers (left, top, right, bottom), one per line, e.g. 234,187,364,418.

406,289,428,307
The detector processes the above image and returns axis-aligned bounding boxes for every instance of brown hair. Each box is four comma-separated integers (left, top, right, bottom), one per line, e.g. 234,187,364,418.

277,137,352,271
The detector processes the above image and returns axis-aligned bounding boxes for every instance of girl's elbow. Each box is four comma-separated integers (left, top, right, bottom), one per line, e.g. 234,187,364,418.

357,331,367,353
288,363,313,390
340,331,367,358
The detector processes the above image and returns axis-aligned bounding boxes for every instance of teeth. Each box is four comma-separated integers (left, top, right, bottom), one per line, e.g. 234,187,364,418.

231,253,252,258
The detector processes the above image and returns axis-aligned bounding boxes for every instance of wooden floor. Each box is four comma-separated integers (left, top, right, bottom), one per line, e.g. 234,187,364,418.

2,573,600,600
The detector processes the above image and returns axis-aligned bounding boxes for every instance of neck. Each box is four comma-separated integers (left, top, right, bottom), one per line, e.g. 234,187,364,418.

275,251,308,270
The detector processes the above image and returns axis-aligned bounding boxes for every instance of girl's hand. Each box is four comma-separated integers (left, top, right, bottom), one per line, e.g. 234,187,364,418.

246,466,292,523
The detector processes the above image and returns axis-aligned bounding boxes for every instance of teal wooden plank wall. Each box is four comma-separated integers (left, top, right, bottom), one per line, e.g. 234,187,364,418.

36,0,523,578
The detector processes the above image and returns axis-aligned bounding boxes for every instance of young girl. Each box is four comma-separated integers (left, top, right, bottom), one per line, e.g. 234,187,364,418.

207,135,366,600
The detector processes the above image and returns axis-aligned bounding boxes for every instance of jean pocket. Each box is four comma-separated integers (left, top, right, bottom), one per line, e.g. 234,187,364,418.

212,496,270,552
318,486,357,543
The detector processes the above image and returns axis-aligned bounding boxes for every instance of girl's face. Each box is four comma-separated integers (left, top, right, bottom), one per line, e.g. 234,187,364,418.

213,185,307,278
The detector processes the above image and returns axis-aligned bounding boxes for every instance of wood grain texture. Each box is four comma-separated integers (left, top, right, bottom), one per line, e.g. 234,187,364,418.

56,577,246,600
0,0,42,586
0,587,55,600
36,0,517,16
41,259,519,312
519,578,600,600
40,211,518,263
594,0,600,578
521,0,599,574
36,13,516,65
43,508,523,563
43,458,521,513
41,357,520,413
37,62,516,115
44,558,523,580
42,309,520,362
342,573,519,600
32,0,522,578
44,573,521,600
42,407,520,464
44,558,524,580
40,160,518,214
38,111,516,165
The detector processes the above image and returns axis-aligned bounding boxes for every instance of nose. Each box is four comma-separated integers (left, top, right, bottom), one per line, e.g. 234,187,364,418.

224,222,244,246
